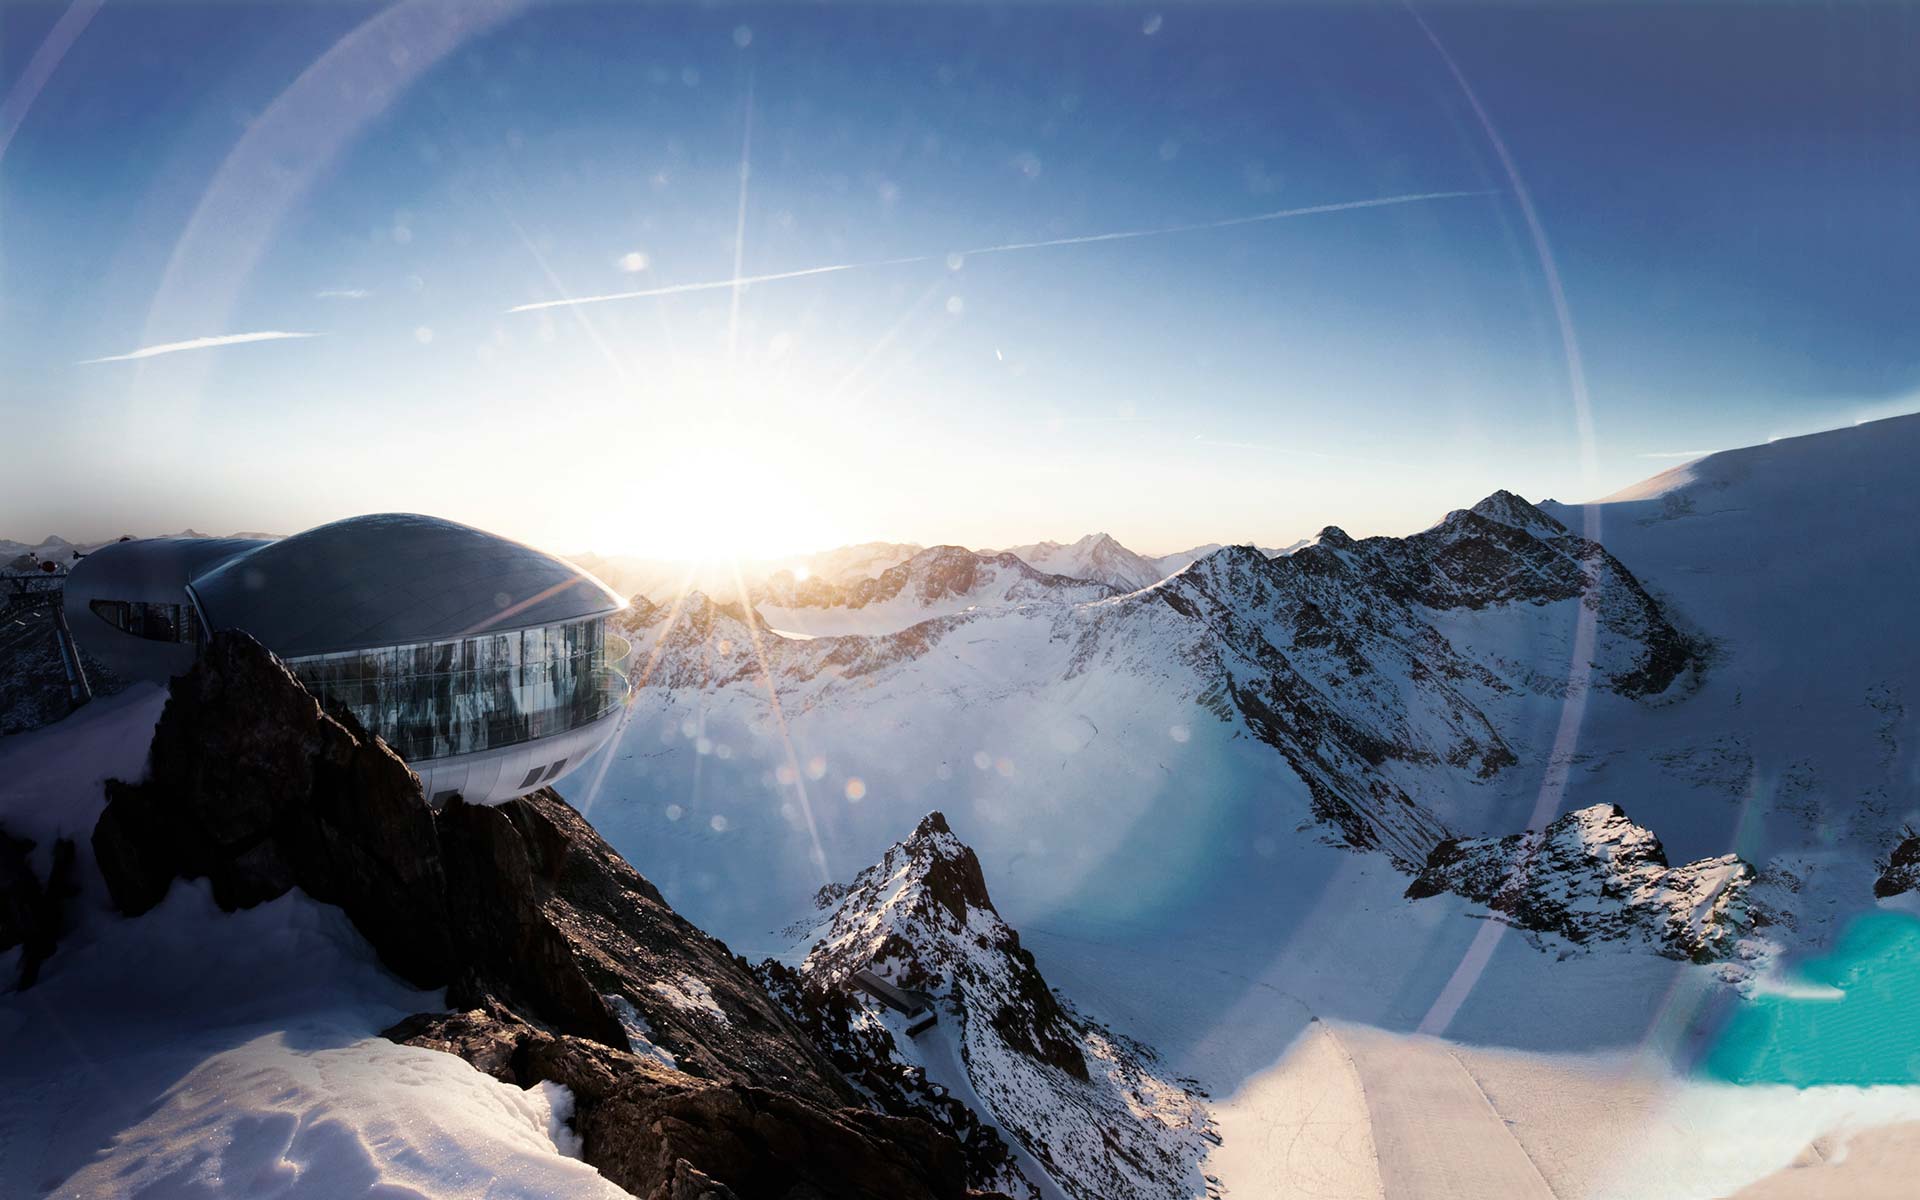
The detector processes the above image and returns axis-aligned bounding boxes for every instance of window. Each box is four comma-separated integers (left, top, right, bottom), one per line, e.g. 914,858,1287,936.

88,599,129,630
285,615,625,766
89,598,193,643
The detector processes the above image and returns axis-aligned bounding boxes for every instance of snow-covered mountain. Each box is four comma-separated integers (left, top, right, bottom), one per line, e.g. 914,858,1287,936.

988,532,1167,592
804,540,927,585
566,541,923,607
754,546,1115,636
1,534,99,566
781,812,1210,1200
1152,538,1310,576
615,489,1697,873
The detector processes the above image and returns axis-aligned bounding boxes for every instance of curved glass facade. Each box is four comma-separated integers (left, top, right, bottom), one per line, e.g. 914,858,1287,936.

285,614,628,762
88,598,199,644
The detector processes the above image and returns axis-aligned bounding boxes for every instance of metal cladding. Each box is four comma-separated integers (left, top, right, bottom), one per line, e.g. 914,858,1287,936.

188,513,624,658
67,537,268,607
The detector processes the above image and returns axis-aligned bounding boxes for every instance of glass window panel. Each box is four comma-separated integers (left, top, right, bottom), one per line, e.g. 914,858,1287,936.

298,619,623,770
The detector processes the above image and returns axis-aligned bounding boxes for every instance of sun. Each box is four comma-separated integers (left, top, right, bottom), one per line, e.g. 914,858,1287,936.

574,442,851,563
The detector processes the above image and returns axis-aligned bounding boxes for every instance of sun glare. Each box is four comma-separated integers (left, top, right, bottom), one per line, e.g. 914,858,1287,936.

574,439,850,563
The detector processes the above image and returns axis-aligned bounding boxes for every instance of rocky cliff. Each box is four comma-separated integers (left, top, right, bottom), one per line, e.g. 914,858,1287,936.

88,631,996,1200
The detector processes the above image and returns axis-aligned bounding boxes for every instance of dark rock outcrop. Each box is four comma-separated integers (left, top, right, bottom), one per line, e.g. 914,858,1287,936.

756,959,1026,1196
387,1005,994,1200
92,631,457,990
1405,803,1758,962
91,631,982,1195
0,828,76,989
1873,830,1920,899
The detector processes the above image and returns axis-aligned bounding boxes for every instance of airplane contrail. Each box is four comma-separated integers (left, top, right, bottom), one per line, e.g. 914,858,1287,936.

78,330,321,364
508,258,927,313
960,189,1495,257
505,189,1494,314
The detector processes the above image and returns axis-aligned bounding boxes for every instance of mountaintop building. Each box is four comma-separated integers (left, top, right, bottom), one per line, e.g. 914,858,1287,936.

64,513,630,804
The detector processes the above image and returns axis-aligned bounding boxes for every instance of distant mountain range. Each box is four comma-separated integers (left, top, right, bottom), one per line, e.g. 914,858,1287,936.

0,529,280,567
589,412,1919,948
566,525,1319,611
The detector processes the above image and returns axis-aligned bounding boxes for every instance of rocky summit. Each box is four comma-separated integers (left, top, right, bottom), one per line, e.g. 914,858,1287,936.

780,812,1212,1200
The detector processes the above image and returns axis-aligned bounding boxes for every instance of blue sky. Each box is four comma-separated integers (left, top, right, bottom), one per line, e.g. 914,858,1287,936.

3,1,1917,558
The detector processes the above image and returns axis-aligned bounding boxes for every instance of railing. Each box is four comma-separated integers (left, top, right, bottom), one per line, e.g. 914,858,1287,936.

605,630,634,675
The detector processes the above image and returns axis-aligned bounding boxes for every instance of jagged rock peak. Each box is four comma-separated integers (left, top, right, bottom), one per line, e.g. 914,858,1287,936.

792,816,1212,1200
1464,489,1567,534
1204,543,1271,568
1406,803,1759,963
913,809,955,838
803,813,1083,1077
1315,525,1353,548
678,589,758,625
619,588,766,639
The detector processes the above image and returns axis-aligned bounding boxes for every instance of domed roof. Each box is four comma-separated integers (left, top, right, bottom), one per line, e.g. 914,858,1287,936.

188,513,623,657
67,537,269,606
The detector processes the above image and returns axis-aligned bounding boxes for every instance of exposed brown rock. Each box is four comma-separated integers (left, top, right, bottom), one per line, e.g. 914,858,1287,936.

387,1006,997,1200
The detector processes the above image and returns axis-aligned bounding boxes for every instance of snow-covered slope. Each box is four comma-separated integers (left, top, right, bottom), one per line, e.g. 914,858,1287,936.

787,812,1210,1200
1534,412,1920,936
755,545,1115,636
991,532,1168,592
